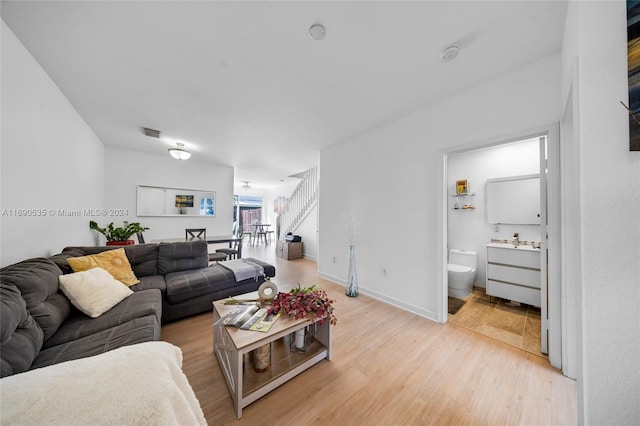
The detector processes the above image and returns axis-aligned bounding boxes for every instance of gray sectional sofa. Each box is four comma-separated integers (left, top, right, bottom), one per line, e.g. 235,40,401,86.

0,240,275,378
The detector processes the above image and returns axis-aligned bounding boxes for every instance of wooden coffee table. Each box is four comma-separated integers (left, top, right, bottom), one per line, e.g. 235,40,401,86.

213,296,332,419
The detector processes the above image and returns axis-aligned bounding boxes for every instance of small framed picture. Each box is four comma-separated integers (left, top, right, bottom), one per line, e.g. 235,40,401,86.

456,180,468,194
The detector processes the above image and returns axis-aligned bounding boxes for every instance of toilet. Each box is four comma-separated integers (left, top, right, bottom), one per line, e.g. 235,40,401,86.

448,249,477,299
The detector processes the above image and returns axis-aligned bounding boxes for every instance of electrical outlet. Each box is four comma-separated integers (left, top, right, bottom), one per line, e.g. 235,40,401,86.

381,267,388,277
494,225,500,232
332,256,336,264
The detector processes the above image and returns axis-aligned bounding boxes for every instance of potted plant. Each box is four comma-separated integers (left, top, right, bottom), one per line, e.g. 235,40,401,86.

89,220,149,246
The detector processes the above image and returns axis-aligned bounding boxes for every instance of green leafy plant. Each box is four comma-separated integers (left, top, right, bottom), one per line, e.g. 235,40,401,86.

89,220,149,242
268,284,337,325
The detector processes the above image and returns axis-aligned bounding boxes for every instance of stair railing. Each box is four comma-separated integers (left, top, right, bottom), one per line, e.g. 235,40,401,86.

277,166,318,240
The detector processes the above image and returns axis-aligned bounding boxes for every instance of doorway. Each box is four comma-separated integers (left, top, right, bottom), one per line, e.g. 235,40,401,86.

440,125,561,369
235,194,263,235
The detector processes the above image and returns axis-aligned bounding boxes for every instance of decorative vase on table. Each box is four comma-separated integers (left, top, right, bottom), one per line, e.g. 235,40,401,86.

346,244,359,297
290,327,308,353
290,324,316,353
253,343,271,373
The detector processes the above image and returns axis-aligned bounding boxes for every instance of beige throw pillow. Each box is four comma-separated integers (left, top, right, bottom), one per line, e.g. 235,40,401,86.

59,267,133,318
67,248,139,286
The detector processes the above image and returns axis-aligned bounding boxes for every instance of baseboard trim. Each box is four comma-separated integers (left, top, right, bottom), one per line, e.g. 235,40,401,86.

317,272,438,323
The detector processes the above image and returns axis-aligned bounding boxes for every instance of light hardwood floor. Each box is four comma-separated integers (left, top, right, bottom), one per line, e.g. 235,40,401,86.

162,243,577,425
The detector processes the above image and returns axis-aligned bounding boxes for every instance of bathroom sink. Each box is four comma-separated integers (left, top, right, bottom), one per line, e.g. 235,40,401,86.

487,241,540,250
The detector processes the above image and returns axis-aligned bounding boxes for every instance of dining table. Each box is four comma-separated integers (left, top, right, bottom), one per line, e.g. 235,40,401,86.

247,224,272,245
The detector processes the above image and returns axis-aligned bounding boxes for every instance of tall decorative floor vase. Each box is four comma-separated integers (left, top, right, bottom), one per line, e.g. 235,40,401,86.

346,244,359,297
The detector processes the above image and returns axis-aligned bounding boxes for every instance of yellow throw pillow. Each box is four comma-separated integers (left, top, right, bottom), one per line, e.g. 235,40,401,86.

67,248,139,286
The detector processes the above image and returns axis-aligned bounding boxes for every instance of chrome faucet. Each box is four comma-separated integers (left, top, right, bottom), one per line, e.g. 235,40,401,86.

512,232,520,247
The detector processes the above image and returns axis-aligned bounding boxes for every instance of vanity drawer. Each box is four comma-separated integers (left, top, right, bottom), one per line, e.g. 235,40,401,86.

487,247,539,269
487,279,541,307
487,264,541,289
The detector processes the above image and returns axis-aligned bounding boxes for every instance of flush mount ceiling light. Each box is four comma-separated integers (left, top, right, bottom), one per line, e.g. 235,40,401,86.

168,143,191,160
440,45,460,62
309,24,326,41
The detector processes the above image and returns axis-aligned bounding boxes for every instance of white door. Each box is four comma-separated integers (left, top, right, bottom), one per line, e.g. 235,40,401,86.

540,128,562,369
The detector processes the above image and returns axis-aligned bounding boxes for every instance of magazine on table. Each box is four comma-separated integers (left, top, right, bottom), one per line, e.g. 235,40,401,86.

214,305,282,332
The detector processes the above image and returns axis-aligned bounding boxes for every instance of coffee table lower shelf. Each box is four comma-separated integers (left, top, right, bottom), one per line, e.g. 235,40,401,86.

242,336,327,396
213,308,332,419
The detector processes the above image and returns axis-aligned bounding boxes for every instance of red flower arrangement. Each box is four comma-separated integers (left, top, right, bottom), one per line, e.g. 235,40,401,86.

268,285,337,326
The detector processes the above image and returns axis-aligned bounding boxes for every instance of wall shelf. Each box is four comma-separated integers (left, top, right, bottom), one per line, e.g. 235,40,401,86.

451,193,475,210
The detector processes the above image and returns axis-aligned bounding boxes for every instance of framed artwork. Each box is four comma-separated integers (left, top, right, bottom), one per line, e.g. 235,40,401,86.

175,195,194,208
626,0,640,150
456,179,468,195
200,197,215,216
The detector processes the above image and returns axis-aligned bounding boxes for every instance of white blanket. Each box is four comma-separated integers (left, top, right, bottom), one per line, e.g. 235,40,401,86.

219,258,264,282
0,341,207,426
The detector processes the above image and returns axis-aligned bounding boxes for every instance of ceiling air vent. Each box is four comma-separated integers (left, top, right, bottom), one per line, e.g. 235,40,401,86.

142,127,161,138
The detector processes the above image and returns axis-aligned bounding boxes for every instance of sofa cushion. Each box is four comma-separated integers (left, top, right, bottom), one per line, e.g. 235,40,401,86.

123,244,159,277
43,289,162,349
50,248,86,274
0,258,70,342
130,275,166,298
67,248,139,286
162,278,265,323
60,244,159,278
32,315,160,370
158,241,208,275
59,267,134,318
0,283,44,377
165,265,238,305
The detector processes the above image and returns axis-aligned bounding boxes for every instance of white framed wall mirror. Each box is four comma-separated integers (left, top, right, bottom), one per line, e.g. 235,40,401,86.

486,174,540,224
137,185,216,217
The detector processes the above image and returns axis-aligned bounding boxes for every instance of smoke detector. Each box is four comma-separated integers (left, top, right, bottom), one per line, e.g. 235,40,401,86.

440,45,460,62
309,24,326,41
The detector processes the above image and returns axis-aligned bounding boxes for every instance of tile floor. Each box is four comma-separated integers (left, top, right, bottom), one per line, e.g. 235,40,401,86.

448,287,546,358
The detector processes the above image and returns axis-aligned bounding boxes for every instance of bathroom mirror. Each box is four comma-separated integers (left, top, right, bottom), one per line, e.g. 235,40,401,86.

137,185,215,217
486,174,540,224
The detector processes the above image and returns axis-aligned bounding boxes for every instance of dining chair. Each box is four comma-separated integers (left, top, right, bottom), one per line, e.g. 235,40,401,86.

246,224,260,246
265,230,274,245
241,224,253,243
185,228,227,262
216,239,242,260
185,228,206,241
136,232,145,244
256,226,268,245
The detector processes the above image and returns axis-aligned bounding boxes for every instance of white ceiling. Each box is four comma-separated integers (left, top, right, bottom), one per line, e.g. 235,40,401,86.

1,0,567,189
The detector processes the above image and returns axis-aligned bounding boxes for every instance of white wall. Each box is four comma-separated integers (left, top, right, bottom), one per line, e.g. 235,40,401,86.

448,138,540,288
563,2,640,424
1,20,105,266
319,54,561,320
293,204,317,260
104,147,234,244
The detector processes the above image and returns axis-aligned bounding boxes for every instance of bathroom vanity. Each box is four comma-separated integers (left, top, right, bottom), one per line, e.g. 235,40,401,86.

485,243,541,307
